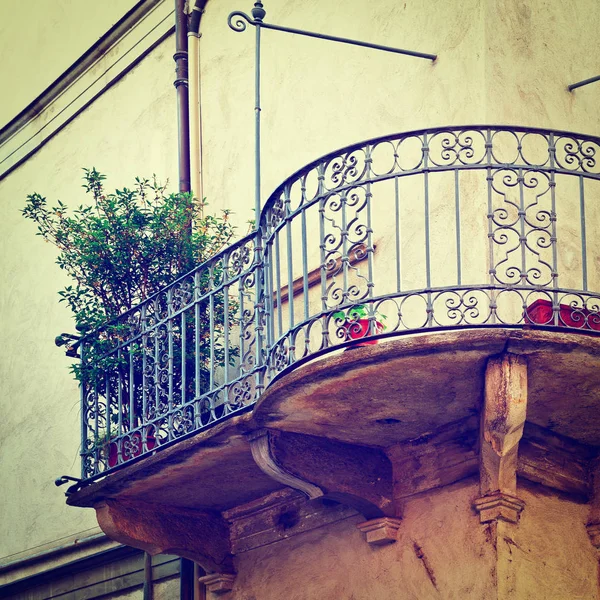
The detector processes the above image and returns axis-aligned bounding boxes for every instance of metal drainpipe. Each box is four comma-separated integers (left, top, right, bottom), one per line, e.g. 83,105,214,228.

174,0,191,193
188,0,208,212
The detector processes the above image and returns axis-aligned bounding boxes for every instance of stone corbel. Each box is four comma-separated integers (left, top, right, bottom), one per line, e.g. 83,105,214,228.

247,429,324,499
95,498,235,574
473,353,527,524
356,517,402,546
198,573,237,595
247,429,395,521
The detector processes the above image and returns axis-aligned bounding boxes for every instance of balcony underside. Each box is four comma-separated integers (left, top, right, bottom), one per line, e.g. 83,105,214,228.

68,327,600,570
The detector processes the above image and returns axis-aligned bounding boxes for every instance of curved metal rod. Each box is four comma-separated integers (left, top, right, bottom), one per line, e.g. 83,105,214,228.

227,10,254,32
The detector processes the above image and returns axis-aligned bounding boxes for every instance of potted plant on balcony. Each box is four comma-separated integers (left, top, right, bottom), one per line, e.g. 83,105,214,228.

23,168,237,459
93,425,157,468
332,304,386,347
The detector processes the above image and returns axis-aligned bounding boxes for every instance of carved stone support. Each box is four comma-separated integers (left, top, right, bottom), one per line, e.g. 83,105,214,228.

248,429,394,519
356,517,402,546
95,498,235,574
247,429,324,499
472,493,525,524
198,573,236,595
474,353,527,523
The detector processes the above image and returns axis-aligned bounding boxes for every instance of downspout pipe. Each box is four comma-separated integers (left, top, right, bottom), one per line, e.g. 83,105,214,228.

174,0,190,193
188,0,209,209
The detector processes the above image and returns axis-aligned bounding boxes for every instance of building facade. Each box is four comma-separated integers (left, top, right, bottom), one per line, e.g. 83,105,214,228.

1,1,600,598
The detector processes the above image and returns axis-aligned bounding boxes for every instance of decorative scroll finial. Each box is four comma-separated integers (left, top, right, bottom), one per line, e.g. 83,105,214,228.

251,1,266,22
227,10,253,32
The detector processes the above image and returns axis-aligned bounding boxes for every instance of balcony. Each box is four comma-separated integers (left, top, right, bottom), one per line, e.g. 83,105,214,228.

66,125,600,576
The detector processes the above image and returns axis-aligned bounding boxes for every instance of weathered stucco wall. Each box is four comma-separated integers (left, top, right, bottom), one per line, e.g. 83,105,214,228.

499,482,598,599
229,480,598,599
0,37,178,559
0,0,139,128
1,0,599,581
231,481,495,600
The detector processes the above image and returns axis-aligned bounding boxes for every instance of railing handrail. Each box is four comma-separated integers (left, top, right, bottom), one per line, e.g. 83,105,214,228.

260,124,600,227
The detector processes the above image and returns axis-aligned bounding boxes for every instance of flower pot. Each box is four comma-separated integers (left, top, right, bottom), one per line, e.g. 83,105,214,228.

344,318,385,346
525,299,600,331
107,431,156,468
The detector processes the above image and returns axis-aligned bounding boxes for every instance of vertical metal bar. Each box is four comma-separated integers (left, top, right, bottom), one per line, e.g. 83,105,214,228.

181,311,187,405
317,163,330,348
254,13,262,224
254,229,265,395
422,133,433,326
285,186,295,333
275,231,283,337
455,169,462,286
128,343,135,433
341,189,349,304
117,348,123,437
423,135,431,290
167,291,174,440
580,175,588,291
94,380,99,470
365,185,375,299
486,129,497,324
194,271,202,428
518,167,527,285
395,176,401,292
153,307,160,427
208,268,216,390
105,371,111,440
265,236,275,349
141,305,148,426
238,276,246,372
301,184,309,322
224,283,230,385
548,133,559,324
79,339,87,479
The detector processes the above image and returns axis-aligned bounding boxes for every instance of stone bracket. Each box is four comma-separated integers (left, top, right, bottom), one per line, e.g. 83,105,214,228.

248,429,395,519
473,493,525,524
247,429,324,499
478,353,528,523
199,573,236,595
95,498,235,574
356,517,402,546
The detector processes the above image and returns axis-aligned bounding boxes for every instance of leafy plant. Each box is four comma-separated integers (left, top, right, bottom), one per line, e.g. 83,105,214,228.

23,168,234,332
332,303,387,324
23,169,237,431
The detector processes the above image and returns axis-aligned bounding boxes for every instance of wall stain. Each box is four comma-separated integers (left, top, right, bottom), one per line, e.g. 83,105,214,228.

412,540,438,590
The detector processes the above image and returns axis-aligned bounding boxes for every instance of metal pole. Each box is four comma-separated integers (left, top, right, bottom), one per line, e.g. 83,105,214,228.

260,20,437,61
253,1,265,223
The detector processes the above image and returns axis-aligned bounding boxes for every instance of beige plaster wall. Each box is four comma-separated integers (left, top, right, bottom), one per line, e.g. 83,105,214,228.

484,0,600,135
1,0,599,570
199,0,485,224
499,482,599,600
231,480,497,600
0,37,178,560
230,480,598,599
0,0,140,128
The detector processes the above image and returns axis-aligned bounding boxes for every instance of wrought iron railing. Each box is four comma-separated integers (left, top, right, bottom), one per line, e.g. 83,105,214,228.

78,125,600,480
